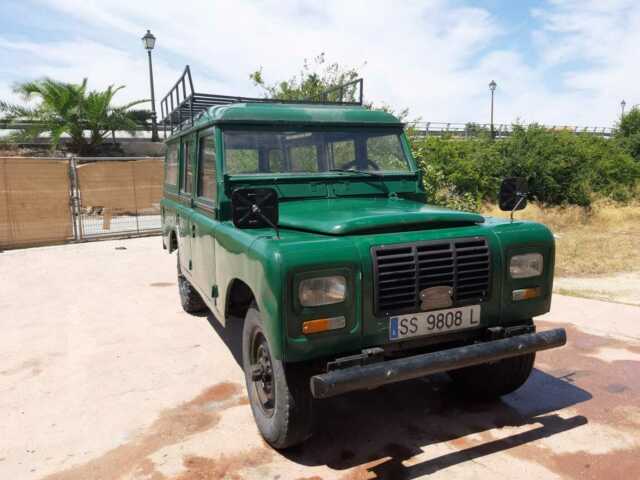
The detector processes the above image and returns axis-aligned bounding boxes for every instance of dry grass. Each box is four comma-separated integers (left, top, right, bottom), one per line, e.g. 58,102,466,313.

483,201,640,277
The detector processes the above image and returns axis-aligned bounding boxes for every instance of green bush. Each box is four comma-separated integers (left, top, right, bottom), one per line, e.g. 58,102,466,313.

411,125,640,209
615,107,640,162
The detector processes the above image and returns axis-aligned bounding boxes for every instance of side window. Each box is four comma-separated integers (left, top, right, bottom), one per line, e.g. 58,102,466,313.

197,134,217,201
181,140,193,194
165,142,179,185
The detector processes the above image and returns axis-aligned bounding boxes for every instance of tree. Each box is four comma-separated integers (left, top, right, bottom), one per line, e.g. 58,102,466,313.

615,106,640,162
250,53,411,122
0,78,148,155
250,53,362,102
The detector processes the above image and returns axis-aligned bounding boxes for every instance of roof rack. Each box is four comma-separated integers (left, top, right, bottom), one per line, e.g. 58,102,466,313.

159,65,364,137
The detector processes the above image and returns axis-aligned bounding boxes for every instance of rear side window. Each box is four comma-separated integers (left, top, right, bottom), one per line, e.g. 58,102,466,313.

197,134,217,201
165,142,178,185
181,141,193,194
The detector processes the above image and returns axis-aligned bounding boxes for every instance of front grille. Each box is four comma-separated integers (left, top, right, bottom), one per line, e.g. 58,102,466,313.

372,237,491,315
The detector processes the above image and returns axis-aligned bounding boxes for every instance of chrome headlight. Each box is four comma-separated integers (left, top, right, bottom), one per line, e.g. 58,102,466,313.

298,275,346,307
510,253,543,279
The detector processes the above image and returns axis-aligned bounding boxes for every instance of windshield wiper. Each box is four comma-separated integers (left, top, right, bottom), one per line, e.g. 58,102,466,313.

328,168,381,177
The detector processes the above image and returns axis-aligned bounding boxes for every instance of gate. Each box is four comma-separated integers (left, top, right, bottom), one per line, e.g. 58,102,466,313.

0,157,74,249
74,157,163,239
0,156,163,250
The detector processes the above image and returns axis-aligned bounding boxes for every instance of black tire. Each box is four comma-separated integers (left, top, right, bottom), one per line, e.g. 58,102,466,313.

242,305,314,449
176,251,207,314
449,352,535,399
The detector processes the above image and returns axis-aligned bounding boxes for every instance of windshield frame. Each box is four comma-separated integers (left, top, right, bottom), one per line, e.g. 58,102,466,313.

220,125,416,177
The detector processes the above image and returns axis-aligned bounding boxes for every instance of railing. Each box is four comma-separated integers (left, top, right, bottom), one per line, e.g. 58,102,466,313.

1,118,617,139
0,121,151,131
310,78,363,105
159,65,365,137
408,122,616,138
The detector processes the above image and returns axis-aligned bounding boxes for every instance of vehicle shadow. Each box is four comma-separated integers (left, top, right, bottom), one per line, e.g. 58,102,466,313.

284,370,590,478
206,313,244,366
206,315,591,478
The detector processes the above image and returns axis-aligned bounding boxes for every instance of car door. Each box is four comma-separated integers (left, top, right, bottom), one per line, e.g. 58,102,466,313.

190,128,219,308
177,134,195,275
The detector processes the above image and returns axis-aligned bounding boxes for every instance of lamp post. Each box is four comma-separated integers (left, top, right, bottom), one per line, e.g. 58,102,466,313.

621,99,626,117
142,29,159,142
489,80,497,139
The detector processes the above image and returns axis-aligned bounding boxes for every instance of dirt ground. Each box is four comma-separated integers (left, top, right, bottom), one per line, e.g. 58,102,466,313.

484,202,640,305
1,237,640,480
484,201,640,278
555,272,640,306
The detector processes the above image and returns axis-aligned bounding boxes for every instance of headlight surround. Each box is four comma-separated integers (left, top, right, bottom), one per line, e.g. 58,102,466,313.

510,253,544,279
298,275,346,307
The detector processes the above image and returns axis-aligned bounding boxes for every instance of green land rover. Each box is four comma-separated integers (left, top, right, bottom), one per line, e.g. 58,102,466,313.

159,67,566,448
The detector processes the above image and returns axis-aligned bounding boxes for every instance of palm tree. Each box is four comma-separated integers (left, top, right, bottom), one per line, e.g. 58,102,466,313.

0,78,149,155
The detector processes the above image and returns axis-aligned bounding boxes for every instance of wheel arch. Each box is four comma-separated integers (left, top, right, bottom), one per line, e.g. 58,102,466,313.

225,278,256,321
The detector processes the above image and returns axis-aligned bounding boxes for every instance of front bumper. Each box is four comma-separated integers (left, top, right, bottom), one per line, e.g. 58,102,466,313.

310,328,566,399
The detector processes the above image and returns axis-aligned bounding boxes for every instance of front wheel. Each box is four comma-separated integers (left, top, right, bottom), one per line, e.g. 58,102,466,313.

242,305,314,449
448,352,535,399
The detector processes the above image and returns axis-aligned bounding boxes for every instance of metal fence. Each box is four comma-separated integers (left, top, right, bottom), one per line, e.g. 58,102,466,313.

0,156,163,250
408,122,616,139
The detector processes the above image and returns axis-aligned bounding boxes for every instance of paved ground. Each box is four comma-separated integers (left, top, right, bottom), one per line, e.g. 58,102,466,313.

1,237,639,480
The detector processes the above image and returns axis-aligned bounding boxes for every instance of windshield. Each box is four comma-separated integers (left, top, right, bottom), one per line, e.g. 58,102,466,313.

222,128,411,175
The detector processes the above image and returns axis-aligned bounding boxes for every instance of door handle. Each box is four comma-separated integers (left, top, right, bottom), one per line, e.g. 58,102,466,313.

191,224,196,238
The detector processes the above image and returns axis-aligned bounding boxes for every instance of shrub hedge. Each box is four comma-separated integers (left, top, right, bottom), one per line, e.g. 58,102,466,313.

410,124,640,210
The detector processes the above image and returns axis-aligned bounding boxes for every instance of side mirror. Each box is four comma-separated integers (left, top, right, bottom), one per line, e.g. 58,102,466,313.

499,177,528,212
231,188,279,233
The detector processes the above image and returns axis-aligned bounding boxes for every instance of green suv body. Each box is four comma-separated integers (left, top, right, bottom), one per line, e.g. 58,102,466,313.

160,101,565,448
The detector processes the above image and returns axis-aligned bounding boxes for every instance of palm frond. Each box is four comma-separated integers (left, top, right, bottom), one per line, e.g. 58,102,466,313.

2,78,150,153
117,99,150,111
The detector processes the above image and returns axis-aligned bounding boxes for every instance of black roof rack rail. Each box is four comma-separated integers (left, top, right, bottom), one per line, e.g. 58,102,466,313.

159,65,364,137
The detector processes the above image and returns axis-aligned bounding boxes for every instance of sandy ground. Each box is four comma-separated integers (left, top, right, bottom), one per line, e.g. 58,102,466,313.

555,272,640,306
1,237,639,480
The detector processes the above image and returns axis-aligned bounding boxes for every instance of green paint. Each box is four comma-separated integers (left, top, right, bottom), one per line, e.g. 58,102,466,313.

278,197,485,235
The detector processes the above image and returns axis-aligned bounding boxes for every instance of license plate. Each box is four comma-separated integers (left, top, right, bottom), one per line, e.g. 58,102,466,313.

389,305,481,341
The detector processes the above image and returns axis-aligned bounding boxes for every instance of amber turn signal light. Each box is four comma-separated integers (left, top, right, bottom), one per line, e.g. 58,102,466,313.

512,287,541,301
302,316,346,335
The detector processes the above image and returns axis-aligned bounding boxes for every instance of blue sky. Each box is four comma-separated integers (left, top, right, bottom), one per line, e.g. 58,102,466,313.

1,0,639,126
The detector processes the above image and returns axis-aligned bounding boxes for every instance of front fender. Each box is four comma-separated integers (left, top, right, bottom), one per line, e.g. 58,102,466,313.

216,224,284,359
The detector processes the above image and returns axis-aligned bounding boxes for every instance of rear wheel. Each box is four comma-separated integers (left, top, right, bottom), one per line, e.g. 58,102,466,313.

449,353,535,399
176,251,207,313
242,305,314,449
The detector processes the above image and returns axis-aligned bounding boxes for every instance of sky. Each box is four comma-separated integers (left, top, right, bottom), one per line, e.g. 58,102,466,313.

1,0,639,127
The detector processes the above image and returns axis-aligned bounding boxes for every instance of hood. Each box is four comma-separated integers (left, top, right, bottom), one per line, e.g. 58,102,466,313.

278,197,484,235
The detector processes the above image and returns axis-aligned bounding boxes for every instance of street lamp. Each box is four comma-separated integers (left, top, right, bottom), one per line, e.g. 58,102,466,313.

621,99,626,116
489,80,497,139
142,29,159,141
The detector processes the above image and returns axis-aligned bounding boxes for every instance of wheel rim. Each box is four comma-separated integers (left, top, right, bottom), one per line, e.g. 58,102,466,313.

250,332,275,417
